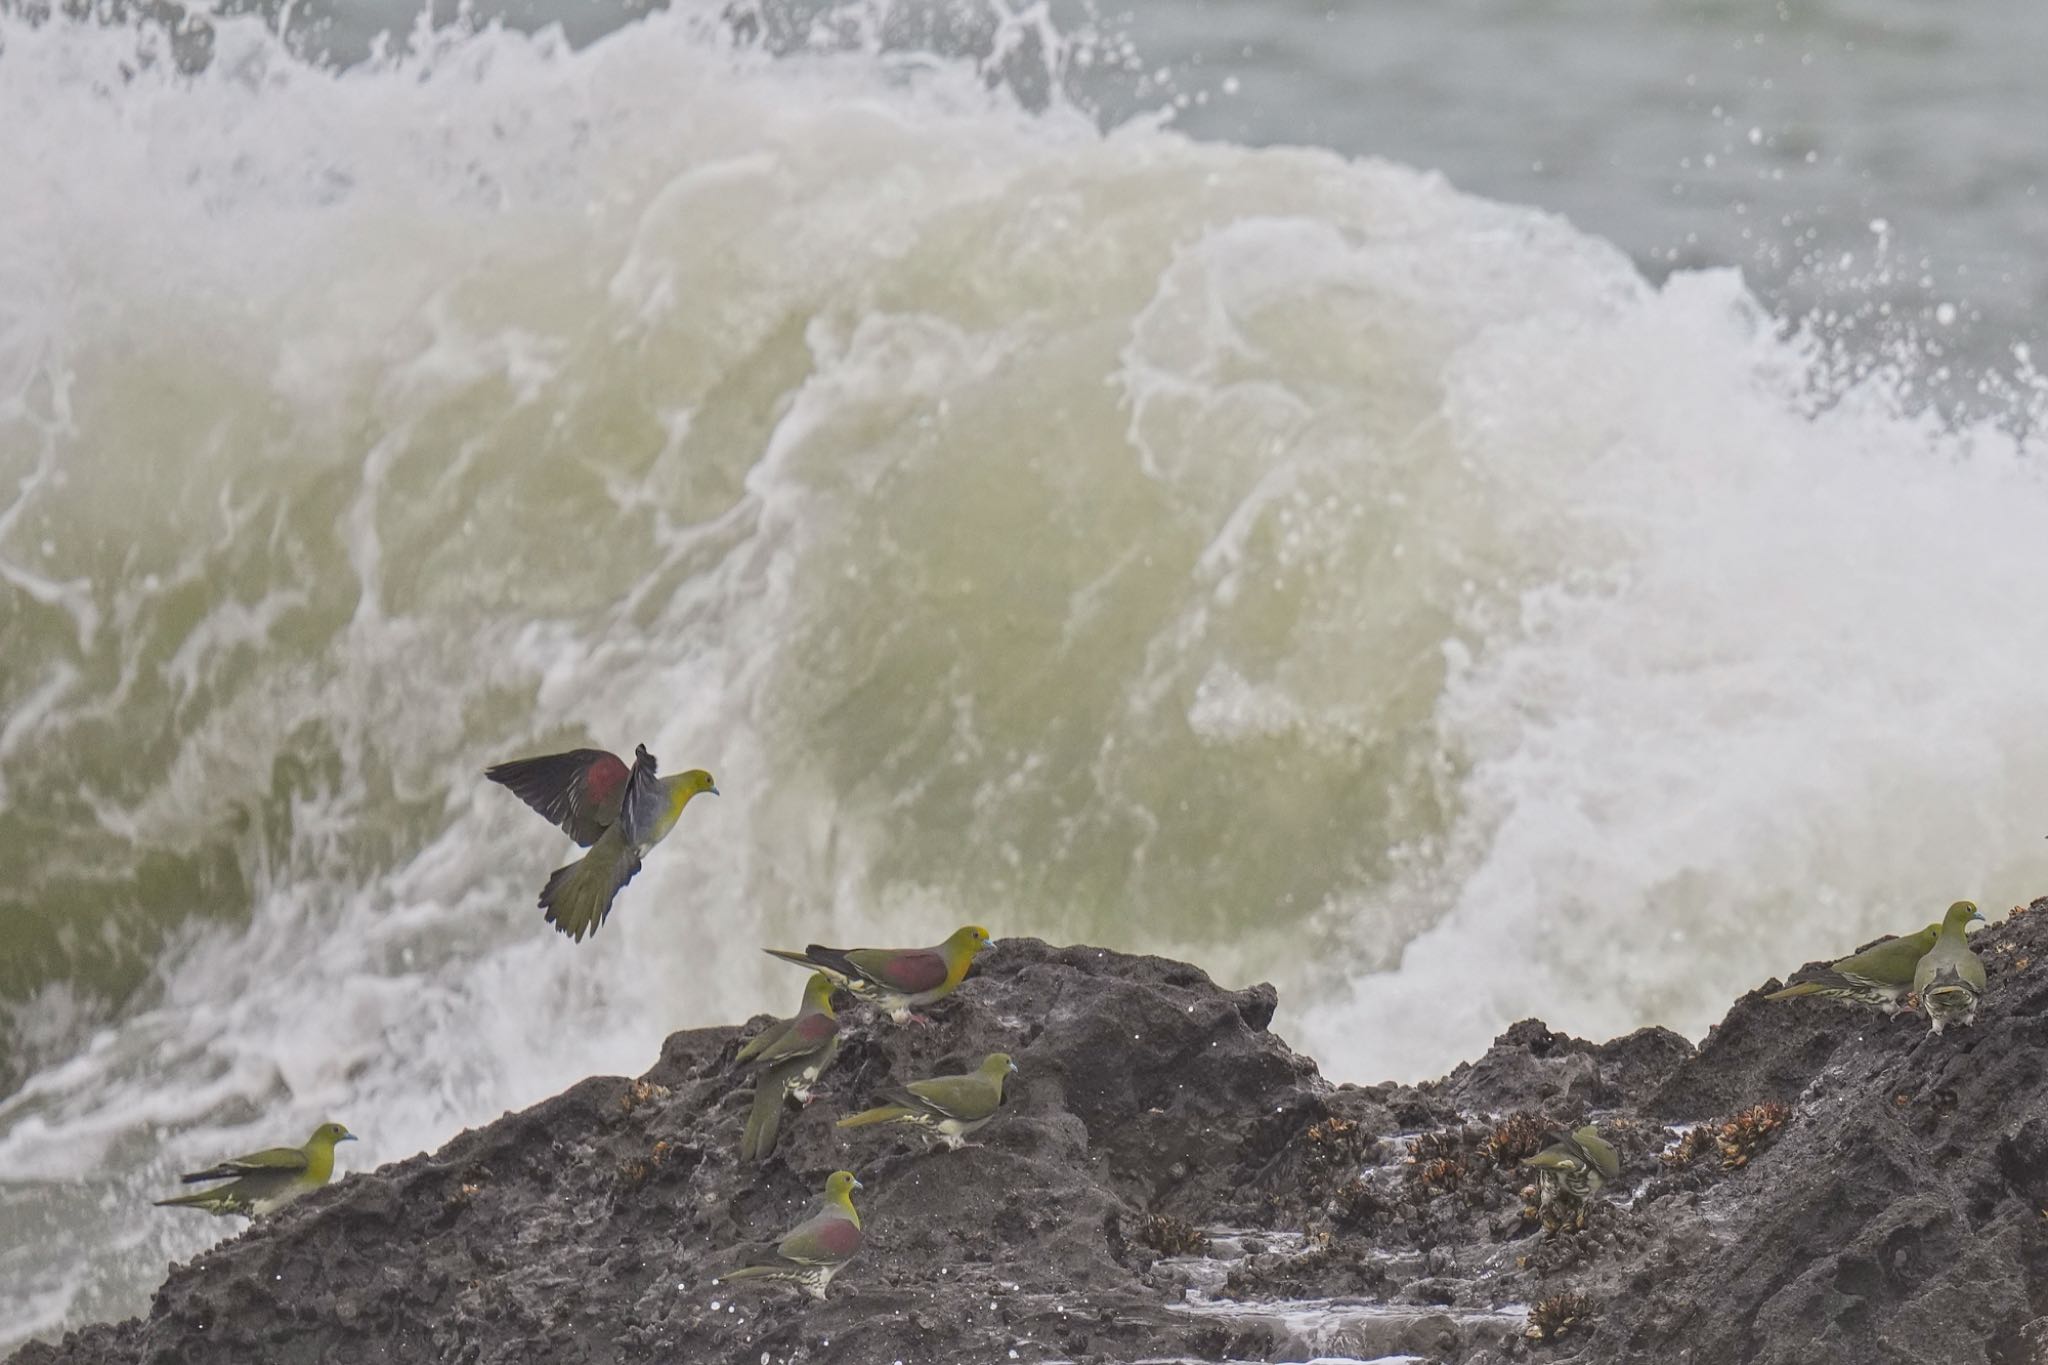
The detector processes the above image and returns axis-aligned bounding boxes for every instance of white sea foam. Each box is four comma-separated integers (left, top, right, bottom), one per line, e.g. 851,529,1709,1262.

2,2,2045,1348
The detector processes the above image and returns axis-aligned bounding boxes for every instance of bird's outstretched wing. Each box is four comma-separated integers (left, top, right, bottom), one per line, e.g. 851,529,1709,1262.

485,748,631,847
614,744,667,846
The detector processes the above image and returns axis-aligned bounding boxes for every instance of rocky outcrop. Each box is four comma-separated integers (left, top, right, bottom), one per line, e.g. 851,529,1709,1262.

15,901,2048,1365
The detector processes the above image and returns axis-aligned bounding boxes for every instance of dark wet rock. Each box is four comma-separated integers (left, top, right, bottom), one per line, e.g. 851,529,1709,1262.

14,903,2048,1365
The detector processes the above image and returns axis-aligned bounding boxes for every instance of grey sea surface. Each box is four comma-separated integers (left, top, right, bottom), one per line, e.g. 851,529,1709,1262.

259,0,2048,379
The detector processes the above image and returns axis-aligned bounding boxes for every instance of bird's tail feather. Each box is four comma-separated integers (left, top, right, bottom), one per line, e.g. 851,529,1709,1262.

741,1080,786,1163
179,1165,237,1183
153,1190,225,1210
538,832,641,942
836,1105,915,1130
1763,982,1823,1000
798,944,861,980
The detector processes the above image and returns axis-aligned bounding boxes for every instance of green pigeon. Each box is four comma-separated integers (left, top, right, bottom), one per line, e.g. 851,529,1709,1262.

486,743,716,941
764,925,992,1023
837,1052,1018,1151
714,1170,864,1300
153,1122,356,1217
1913,900,1987,1035
1764,922,1942,1015
739,973,842,1164
1522,1125,1619,1231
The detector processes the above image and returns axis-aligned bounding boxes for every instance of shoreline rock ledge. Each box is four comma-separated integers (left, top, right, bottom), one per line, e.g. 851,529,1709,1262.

15,902,2048,1365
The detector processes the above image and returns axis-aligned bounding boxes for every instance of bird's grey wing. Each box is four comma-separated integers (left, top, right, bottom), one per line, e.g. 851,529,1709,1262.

485,748,631,847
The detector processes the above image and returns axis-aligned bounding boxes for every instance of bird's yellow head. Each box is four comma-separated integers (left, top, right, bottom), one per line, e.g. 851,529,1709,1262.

664,768,718,820
801,972,837,1013
822,1170,863,1206
310,1122,357,1148
980,1052,1018,1076
947,925,994,962
1944,900,1983,932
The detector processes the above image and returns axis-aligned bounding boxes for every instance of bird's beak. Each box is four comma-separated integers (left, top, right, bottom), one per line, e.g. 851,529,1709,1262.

708,785,720,797
1007,1060,1019,1074
341,1133,358,1143
851,1177,865,1190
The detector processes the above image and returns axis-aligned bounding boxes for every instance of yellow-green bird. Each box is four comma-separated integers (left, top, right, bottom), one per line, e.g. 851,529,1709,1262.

764,925,992,1023
485,742,716,941
153,1122,356,1217
714,1170,864,1300
837,1052,1017,1150
1764,922,1942,1015
1522,1125,1619,1232
739,973,842,1164
1914,900,1987,1034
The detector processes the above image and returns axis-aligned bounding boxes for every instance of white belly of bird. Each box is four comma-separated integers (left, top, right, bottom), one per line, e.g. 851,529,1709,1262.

246,1184,313,1218
1536,1164,1598,1209
793,1261,842,1301
1922,982,1980,1033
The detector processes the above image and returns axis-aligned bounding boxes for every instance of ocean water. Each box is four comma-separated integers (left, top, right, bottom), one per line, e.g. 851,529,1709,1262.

2,0,2045,1348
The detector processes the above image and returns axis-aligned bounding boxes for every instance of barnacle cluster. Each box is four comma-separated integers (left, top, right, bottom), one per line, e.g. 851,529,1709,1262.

1332,1176,1387,1228
618,1079,671,1114
1525,1290,1593,1342
1133,1212,1212,1257
1660,1125,1718,1170
1715,1103,1790,1169
1485,1112,1550,1168
617,1139,674,1188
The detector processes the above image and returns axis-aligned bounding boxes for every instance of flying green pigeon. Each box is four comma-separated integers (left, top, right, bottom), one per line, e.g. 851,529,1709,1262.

154,1122,356,1217
764,925,992,1023
714,1170,864,1300
1522,1125,1619,1232
1913,900,1987,1034
837,1052,1017,1151
739,973,842,1164
486,743,716,941
1764,922,1942,1015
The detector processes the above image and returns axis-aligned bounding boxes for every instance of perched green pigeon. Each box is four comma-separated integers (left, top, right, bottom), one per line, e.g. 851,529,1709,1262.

714,1170,864,1300
837,1052,1017,1151
740,973,842,1164
1522,1125,1619,1232
486,743,716,941
154,1122,356,1217
1764,922,1942,1015
1913,900,1987,1034
764,925,992,1023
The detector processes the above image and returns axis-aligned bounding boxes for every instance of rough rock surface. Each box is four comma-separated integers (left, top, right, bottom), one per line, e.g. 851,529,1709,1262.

13,902,2048,1365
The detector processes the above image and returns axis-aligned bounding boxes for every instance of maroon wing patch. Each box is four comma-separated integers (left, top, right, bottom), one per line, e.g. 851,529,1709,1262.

793,1013,839,1044
582,754,628,804
874,948,948,993
811,1218,862,1258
